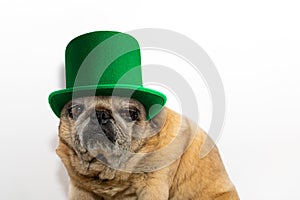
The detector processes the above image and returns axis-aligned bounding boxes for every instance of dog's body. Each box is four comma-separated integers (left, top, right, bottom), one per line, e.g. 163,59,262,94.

57,96,239,199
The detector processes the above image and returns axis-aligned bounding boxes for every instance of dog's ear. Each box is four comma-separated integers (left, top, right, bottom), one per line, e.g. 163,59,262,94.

147,108,167,136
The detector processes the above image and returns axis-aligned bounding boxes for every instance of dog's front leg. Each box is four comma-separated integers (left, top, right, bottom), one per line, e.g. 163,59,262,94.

137,183,169,200
136,156,180,200
69,181,101,200
136,173,171,200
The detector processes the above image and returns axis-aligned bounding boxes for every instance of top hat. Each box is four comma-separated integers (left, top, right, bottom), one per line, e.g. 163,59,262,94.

48,31,166,120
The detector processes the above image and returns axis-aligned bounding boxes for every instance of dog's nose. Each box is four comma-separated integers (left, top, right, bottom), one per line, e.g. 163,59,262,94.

88,110,116,144
95,110,112,125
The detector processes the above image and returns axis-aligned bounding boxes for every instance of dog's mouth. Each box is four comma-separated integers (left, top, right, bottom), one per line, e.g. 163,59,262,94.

73,118,133,169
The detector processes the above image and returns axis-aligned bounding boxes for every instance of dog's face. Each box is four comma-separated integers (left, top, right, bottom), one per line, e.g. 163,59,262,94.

59,96,164,170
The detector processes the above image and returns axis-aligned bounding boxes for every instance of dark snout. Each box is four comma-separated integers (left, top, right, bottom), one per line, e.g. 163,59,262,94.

95,110,112,125
85,110,117,144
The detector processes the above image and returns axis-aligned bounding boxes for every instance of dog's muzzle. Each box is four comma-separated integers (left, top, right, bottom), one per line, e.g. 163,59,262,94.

82,110,117,144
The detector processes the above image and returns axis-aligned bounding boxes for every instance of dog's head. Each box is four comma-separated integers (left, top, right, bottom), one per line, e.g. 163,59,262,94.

58,96,165,170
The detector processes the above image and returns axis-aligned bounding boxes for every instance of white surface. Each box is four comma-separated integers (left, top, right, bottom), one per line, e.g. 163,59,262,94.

1,0,300,199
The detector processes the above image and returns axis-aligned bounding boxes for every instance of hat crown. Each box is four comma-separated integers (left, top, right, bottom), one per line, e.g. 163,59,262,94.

65,31,142,88
49,31,167,120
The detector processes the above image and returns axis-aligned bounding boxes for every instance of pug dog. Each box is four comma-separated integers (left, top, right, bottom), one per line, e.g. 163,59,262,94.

56,96,239,200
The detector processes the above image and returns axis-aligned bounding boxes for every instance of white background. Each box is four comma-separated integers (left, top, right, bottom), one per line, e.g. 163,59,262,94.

1,0,300,199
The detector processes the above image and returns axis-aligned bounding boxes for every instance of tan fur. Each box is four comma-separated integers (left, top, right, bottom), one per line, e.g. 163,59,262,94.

56,97,239,199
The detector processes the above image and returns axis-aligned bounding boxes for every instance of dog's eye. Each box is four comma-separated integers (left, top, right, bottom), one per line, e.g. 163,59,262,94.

67,104,84,120
120,109,139,122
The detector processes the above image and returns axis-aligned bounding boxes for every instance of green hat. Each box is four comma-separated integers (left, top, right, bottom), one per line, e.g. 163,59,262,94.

48,31,166,120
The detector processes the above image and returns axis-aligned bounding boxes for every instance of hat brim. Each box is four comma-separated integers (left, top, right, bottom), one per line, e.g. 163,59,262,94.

48,84,167,120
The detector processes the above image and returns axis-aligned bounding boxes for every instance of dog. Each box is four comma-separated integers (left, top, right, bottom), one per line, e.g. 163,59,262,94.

56,96,239,199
